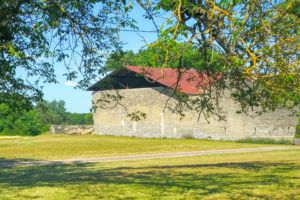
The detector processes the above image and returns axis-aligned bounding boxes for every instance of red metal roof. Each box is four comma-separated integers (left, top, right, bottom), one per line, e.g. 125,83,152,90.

126,65,217,95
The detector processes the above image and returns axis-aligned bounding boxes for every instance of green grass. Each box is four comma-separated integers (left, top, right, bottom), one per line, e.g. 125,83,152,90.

0,149,299,199
0,134,282,160
0,135,298,199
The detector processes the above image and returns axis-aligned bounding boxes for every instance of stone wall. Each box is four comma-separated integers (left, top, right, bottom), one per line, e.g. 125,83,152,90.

50,125,94,135
93,87,297,140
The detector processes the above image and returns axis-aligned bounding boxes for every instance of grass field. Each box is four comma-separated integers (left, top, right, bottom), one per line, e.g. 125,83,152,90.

0,150,299,199
0,135,299,199
0,134,279,160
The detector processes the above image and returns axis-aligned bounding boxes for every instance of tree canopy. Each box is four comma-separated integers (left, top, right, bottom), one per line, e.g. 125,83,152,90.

0,0,132,108
105,38,224,72
136,0,299,115
1,0,299,118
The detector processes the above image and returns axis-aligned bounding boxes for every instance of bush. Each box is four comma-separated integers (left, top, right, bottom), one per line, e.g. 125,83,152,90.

295,118,300,138
237,138,291,145
0,100,93,136
66,113,93,125
0,106,49,136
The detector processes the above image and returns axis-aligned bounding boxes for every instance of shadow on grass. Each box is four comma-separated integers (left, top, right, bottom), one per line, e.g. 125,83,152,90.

0,157,46,167
0,157,299,199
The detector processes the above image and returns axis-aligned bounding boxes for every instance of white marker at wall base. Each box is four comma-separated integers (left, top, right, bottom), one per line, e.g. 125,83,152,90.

173,127,177,137
133,121,137,133
160,112,165,137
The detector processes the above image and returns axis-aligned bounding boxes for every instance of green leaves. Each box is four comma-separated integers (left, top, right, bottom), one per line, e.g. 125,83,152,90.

0,99,93,136
106,38,225,74
138,0,300,115
0,0,132,111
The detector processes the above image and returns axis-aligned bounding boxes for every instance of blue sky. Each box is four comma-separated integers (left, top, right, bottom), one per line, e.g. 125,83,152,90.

43,6,161,113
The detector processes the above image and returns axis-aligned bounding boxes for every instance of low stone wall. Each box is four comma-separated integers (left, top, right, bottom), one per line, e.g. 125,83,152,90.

293,138,300,145
50,125,94,135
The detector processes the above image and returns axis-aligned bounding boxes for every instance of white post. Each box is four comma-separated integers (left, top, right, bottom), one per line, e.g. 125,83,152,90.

160,112,165,137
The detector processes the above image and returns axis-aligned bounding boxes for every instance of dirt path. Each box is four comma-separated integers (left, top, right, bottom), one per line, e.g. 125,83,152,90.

0,146,297,167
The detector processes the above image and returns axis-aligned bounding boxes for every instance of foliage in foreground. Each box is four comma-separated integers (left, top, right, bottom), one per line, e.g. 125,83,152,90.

105,39,224,73
0,100,92,136
133,0,300,118
0,0,131,109
1,0,299,119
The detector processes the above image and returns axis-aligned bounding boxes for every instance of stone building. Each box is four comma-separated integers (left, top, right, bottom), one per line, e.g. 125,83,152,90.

88,65,297,140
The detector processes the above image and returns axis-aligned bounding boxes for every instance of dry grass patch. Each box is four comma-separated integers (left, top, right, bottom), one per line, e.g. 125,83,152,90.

0,134,282,160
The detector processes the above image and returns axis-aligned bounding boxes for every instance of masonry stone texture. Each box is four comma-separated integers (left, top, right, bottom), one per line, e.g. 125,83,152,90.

92,87,297,140
50,125,94,135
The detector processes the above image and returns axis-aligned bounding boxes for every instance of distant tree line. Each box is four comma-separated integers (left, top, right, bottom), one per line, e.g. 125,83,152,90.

0,100,92,136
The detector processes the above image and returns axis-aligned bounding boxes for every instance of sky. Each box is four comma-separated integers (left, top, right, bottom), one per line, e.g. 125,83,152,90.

42,6,162,113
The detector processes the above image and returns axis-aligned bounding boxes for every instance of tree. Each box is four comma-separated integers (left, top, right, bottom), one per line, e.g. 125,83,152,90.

36,100,93,125
0,99,93,135
0,102,48,135
0,0,132,109
136,0,299,115
105,38,224,72
67,113,93,125
36,100,69,125
1,0,299,120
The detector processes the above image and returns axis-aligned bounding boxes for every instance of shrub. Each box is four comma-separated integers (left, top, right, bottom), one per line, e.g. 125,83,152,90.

0,108,49,136
0,100,93,136
67,113,93,125
295,118,300,138
237,138,291,145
